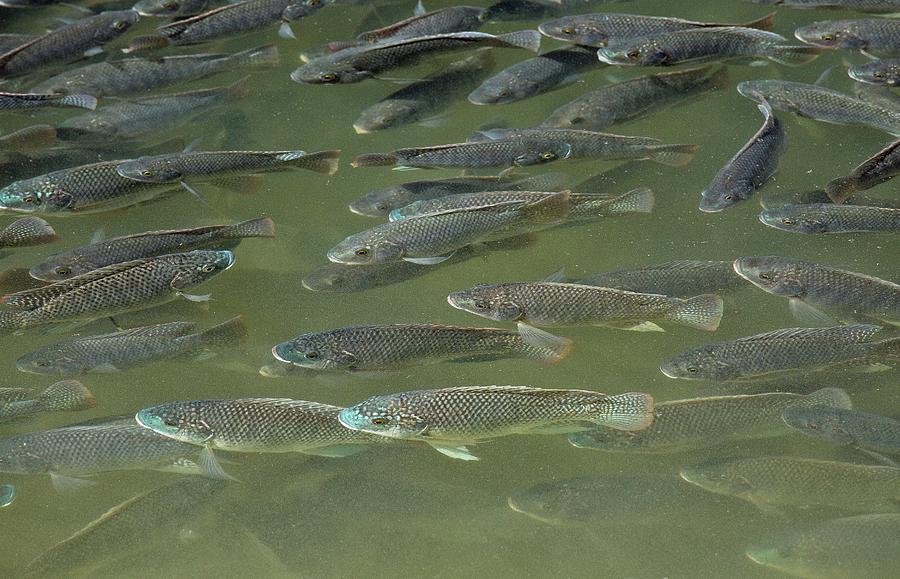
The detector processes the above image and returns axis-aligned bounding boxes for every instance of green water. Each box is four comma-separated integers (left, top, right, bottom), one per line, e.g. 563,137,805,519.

1,0,898,576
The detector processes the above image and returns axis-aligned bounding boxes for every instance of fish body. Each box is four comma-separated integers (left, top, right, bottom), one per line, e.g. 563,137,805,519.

568,388,851,452
733,256,900,325
754,0,900,12
795,18,900,55
659,324,898,381
0,92,96,111
0,380,95,422
700,98,785,212
302,256,465,292
115,149,340,182
16,317,247,376
133,0,213,17
448,281,724,331
760,203,900,233
826,138,900,203
352,138,573,169
0,217,58,248
580,260,744,297
782,406,900,455
849,58,900,86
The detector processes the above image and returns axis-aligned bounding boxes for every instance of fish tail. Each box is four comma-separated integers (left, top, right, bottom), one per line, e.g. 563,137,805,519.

231,44,280,68
218,217,275,239
667,293,724,331
495,30,541,53
824,176,858,204
36,380,96,412
0,216,58,247
591,392,654,431
767,45,822,66
59,94,97,110
197,316,248,348
606,187,654,215
741,11,776,31
352,153,398,168
648,143,699,167
225,76,252,100
801,387,852,410
516,322,572,364
277,150,341,174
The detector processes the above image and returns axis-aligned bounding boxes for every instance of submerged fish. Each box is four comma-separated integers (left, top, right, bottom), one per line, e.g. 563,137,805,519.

338,386,654,460
0,483,13,508
825,138,900,203
271,323,572,370
849,58,900,86
700,98,785,212
733,256,900,326
133,0,214,18
795,18,900,55
0,380,95,422
760,203,900,233
448,282,724,331
754,0,900,12
0,92,96,111
0,217,58,249
338,4,488,48
568,388,851,452
0,125,57,153
580,260,744,297
352,138,574,169
302,253,470,292
782,406,900,458
16,317,247,376
659,324,898,381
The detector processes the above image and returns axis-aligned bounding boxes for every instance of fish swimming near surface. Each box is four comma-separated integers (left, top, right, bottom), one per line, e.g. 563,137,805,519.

782,405,900,463
0,217,58,250
753,0,900,12
0,92,96,111
795,18,900,55
759,203,900,233
825,138,900,203
0,380,95,422
579,260,745,297
849,58,900,86
352,138,574,169
133,0,216,18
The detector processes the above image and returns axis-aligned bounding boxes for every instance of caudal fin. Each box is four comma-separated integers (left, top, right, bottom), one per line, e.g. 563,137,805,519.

518,190,570,224
606,187,654,214
648,143,699,167
218,217,275,239
740,12,776,31
768,45,821,66
37,380,96,412
824,175,858,204
668,293,724,331
197,316,248,348
352,153,398,168
0,216,58,247
592,392,654,431
516,322,572,364
279,150,340,174
495,30,541,53
59,94,97,110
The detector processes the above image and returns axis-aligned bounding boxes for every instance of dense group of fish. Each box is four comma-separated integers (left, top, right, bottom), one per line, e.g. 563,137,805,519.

0,0,898,576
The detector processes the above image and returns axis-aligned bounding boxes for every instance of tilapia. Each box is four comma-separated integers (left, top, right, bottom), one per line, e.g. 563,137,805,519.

0,217,58,249
825,138,900,203
16,317,247,376
0,125,57,153
568,388,851,452
0,380,95,422
468,45,598,105
338,386,654,460
579,260,745,297
351,138,574,169
659,324,899,381
795,18,900,55
782,406,900,458
754,0,900,12
336,4,488,48
271,323,572,370
0,92,96,111
760,203,900,233
849,58,900,86
738,80,900,136
733,256,900,326
302,254,467,292
700,98,785,212
133,0,214,17
0,34,35,54
0,250,235,332
448,281,724,331
541,65,725,131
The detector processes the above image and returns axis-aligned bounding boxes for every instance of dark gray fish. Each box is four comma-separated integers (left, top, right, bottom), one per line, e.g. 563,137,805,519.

0,250,235,333
351,138,574,169
0,11,139,78
738,80,900,136
468,45,598,105
754,0,900,12
700,99,785,212
291,30,540,84
16,317,247,376
0,34,36,55
760,203,900,233
597,27,820,67
0,125,57,153
579,260,744,297
448,281,724,331
0,217,58,248
353,52,493,133
659,324,899,381
29,45,279,97
0,380,95,422
747,514,900,578
0,92,96,111
850,58,900,86
271,323,572,371
538,12,776,48
338,4,488,48
133,0,213,17
783,406,900,458
733,256,900,326
826,138,900,203
31,217,272,282
541,65,725,130
338,386,654,460
568,388,851,453
795,18,900,55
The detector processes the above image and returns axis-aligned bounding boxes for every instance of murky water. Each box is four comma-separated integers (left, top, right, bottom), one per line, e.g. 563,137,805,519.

0,0,898,577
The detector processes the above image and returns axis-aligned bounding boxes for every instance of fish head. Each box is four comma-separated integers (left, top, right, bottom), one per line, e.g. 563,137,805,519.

513,142,572,166
538,18,609,47
16,348,81,377
781,406,853,445
680,462,754,498
136,402,213,445
699,183,752,212
658,348,733,381
507,480,589,525
327,231,402,265
732,256,805,298
468,77,522,105
29,257,89,282
0,183,47,214
271,334,357,371
447,285,524,322
353,101,414,134
849,61,899,85
115,157,182,183
338,393,428,439
758,206,829,234
290,60,372,85
61,115,116,137
132,0,192,17
168,250,235,290
794,20,864,50
348,186,408,217
284,0,331,21
93,10,141,43
597,40,669,67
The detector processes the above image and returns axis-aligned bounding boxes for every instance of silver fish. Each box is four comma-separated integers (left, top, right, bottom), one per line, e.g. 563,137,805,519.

579,260,745,297
0,380,95,422
795,18,900,55
849,58,900,86
760,203,900,233
826,138,900,203
782,406,900,459
0,92,96,111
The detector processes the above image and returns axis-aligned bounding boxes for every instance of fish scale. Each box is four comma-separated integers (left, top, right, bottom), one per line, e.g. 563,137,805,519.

795,18,900,54
115,150,340,182
353,138,573,169
759,203,900,233
826,138,900,203
581,260,744,297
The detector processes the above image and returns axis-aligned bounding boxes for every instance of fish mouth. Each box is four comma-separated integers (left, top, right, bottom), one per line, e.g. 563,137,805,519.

658,363,682,379
506,496,560,525
698,194,729,213
271,344,295,365
446,293,465,310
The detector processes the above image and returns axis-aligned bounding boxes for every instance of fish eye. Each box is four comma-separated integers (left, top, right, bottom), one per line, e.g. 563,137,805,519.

561,27,574,35
21,195,36,204
201,264,216,273
320,72,338,82
874,71,885,78
354,248,369,256
371,417,387,425
570,116,584,125
141,169,153,177
687,367,699,374
304,351,319,359
36,360,52,367
758,271,773,281
163,417,179,427
541,152,556,160
821,34,834,42
474,301,490,309
626,50,641,60
781,218,796,225
54,266,70,276
113,20,129,29
724,194,736,201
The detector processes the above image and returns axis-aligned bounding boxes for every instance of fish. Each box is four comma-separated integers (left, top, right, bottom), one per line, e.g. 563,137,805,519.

30,217,273,282
353,52,493,133
351,138,574,169
0,10,139,78
336,4,488,48
0,483,13,508
448,281,723,331
133,0,214,17
541,65,725,131
302,255,465,292
389,186,653,222
782,406,900,459
700,98,785,212
759,203,900,233
568,388,851,453
0,125,58,153
825,138,900,203
0,250,235,333
291,30,540,84
0,380,96,422
659,324,899,381
795,18,900,55
597,27,820,67
29,45,279,97
753,0,900,12
327,192,571,265
468,45,599,105
0,34,36,54
337,386,654,460
348,173,566,217
538,12,777,48
733,256,900,326
746,514,900,578
0,217,58,249
849,58,900,86
16,316,247,376
0,92,97,111
680,456,900,510
579,260,745,297
738,80,900,136
271,323,572,370
795,187,900,208
23,477,227,577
